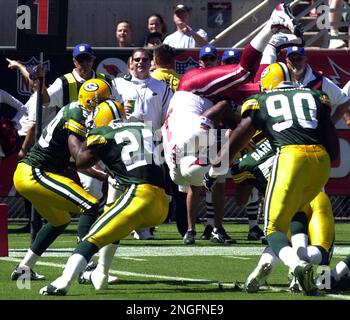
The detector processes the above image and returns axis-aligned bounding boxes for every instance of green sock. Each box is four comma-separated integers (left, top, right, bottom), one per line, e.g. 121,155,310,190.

31,222,68,256
267,231,291,256
74,240,99,263
291,211,308,235
77,211,98,241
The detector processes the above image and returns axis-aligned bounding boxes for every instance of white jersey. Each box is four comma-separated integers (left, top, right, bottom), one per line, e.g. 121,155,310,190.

0,89,27,128
112,76,172,130
163,28,208,48
161,91,214,186
296,65,349,107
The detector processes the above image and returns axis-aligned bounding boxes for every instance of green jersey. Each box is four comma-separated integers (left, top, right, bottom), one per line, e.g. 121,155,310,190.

23,102,88,173
86,121,165,189
241,87,332,151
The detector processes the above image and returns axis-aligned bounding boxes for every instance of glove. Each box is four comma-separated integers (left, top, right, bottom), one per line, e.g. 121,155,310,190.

203,172,217,192
108,176,120,190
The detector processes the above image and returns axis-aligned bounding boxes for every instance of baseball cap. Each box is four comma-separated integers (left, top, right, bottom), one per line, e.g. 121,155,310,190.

73,43,95,58
199,45,218,60
286,46,305,57
174,4,190,14
221,49,240,62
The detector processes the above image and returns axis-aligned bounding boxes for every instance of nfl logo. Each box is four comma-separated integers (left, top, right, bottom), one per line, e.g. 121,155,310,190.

175,57,198,75
17,57,50,96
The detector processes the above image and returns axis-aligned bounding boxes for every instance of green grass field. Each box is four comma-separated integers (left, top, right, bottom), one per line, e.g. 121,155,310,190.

1,222,350,301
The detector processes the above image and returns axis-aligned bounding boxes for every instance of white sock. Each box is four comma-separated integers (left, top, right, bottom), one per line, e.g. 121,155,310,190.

258,246,279,267
251,21,273,52
19,249,40,269
330,29,339,36
61,253,88,283
261,44,277,65
96,244,118,275
291,233,309,261
331,261,350,281
306,246,322,265
278,246,303,270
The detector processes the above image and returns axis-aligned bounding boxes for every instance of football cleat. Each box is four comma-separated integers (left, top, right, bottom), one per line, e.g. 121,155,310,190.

293,262,318,296
288,272,303,293
210,227,236,244
200,224,213,240
183,230,196,245
39,284,68,296
270,3,303,36
268,32,304,50
244,263,272,293
10,265,45,281
79,269,118,287
132,228,154,240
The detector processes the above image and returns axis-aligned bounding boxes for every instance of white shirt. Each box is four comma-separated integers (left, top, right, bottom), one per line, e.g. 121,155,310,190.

163,28,208,48
0,89,27,129
296,65,349,107
112,76,173,130
342,80,350,96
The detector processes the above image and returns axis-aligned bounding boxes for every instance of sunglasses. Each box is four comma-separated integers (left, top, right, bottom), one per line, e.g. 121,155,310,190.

201,56,217,62
75,54,94,63
133,57,149,63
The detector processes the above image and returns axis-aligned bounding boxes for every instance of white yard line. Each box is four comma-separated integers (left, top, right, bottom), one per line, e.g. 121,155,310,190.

6,246,350,257
2,257,350,300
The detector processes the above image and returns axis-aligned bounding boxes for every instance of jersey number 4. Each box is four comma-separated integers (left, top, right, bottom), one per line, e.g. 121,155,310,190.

266,92,318,132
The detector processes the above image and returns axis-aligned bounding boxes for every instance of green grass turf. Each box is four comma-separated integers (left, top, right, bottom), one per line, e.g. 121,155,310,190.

1,222,350,300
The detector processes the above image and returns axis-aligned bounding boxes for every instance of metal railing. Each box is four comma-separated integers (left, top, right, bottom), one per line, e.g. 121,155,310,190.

209,0,350,49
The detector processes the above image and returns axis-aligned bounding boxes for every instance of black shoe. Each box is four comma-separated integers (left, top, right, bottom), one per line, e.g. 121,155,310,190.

200,225,213,240
248,225,265,240
183,230,196,245
13,223,30,233
210,227,236,244
10,265,45,281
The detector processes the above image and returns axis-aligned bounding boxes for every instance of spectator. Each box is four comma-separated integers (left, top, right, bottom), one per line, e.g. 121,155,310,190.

115,21,134,47
112,48,173,239
329,0,346,48
163,4,208,48
145,32,163,49
151,44,187,236
221,49,240,65
146,14,168,41
6,59,50,233
0,89,25,165
152,44,181,91
198,44,219,69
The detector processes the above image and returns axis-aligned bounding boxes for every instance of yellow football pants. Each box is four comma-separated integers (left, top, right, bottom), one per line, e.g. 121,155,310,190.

264,145,330,236
306,191,335,252
14,162,99,226
84,183,169,249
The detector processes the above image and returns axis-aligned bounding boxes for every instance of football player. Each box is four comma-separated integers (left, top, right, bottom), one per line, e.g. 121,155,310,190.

10,79,111,281
40,99,169,295
205,62,339,295
162,3,303,244
229,138,335,293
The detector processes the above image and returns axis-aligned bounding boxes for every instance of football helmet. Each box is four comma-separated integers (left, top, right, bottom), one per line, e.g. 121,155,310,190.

260,62,292,91
78,78,112,111
93,99,125,128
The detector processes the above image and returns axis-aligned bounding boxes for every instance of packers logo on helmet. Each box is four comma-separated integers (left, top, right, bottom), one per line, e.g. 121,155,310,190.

93,99,125,128
260,62,292,91
78,78,112,111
